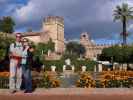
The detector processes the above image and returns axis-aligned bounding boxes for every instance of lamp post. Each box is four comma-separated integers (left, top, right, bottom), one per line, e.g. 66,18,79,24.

41,50,45,72
111,56,114,70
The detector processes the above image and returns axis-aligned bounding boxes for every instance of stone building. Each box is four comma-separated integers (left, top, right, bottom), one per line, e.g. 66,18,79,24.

22,32,50,44
22,16,113,60
23,16,65,54
43,16,65,53
80,32,112,60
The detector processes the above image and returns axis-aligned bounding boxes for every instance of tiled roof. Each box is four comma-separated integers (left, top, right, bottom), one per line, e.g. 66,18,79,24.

22,32,41,37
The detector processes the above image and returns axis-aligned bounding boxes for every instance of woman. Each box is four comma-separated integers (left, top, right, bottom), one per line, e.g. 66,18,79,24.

21,38,33,93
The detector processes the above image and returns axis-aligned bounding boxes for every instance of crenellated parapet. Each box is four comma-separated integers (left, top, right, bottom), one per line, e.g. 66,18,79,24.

43,16,64,28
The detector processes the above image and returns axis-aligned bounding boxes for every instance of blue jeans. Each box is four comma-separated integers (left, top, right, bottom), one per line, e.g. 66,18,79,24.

22,64,32,91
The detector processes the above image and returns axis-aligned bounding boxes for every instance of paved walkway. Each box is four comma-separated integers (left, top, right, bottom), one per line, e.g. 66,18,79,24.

0,88,133,100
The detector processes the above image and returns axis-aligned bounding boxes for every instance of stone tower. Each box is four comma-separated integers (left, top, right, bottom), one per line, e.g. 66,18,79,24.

80,32,96,59
80,32,94,46
43,16,65,53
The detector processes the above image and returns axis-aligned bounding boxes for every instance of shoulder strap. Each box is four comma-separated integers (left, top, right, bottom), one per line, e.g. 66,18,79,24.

13,42,16,48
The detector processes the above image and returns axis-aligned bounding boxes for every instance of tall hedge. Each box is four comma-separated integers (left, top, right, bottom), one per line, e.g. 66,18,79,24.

0,32,15,61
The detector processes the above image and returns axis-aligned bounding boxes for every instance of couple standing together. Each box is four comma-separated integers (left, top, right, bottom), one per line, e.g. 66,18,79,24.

9,33,33,93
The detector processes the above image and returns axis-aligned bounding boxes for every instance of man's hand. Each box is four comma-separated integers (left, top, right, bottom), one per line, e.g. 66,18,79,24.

9,53,12,58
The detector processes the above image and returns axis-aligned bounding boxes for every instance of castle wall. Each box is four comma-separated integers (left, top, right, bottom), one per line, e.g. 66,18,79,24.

80,32,111,60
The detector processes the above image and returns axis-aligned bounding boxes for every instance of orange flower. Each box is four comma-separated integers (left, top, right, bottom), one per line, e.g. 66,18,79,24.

0,72,9,78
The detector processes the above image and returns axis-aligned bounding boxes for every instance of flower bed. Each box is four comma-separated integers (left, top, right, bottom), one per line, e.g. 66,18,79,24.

0,72,9,89
0,72,9,78
32,72,60,88
76,71,133,88
76,73,95,88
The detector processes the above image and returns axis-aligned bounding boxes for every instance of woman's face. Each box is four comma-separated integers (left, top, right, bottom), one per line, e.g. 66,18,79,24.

23,41,29,47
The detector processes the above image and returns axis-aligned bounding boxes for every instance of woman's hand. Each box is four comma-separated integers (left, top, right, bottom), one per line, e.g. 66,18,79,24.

29,48,34,52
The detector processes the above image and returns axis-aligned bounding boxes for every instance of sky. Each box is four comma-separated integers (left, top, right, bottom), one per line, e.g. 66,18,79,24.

1,0,133,44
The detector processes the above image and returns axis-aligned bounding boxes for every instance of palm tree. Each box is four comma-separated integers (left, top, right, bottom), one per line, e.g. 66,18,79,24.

113,3,133,45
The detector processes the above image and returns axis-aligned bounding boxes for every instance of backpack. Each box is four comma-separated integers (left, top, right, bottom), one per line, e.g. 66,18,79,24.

13,42,17,48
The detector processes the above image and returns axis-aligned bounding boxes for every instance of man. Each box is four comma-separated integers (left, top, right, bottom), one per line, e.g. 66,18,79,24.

21,38,33,93
9,33,23,93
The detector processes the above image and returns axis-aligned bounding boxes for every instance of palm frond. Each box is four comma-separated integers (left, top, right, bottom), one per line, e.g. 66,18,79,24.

128,7,133,11
122,3,128,11
113,3,133,21
116,5,122,12
113,15,121,22
127,15,133,20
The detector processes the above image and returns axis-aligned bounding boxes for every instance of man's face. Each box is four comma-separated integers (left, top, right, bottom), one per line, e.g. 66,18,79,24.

16,36,21,42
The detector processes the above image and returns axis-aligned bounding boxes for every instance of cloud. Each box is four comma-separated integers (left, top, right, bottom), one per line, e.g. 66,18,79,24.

0,0,25,16
0,0,132,42
128,24,133,31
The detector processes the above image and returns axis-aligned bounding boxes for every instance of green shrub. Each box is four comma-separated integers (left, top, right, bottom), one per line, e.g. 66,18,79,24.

43,59,96,72
34,40,55,62
95,80,103,88
44,60,65,72
105,79,132,88
72,60,96,72
0,32,15,61
33,72,60,88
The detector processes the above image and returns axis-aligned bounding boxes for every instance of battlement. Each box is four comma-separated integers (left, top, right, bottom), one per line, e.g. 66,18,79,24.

44,16,64,25
96,43,115,47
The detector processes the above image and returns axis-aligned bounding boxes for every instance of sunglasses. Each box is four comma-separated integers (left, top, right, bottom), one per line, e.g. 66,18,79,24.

23,40,28,42
16,36,21,38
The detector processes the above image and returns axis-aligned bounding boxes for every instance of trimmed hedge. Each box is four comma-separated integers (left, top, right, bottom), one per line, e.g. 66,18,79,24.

72,60,96,72
44,59,96,72
44,60,64,72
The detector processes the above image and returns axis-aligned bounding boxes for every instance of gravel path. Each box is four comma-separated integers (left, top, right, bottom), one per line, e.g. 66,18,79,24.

0,88,133,100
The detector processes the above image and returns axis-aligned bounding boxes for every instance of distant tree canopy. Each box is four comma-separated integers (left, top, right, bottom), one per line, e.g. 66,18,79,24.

0,16,15,33
0,32,15,61
34,39,55,62
63,42,86,60
98,45,133,64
